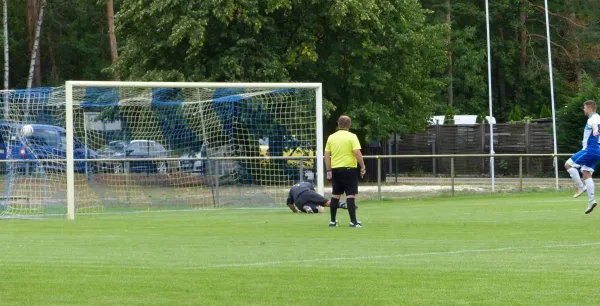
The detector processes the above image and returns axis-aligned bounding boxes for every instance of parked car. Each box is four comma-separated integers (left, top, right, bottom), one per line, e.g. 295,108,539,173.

98,140,174,174
0,123,98,173
179,143,238,176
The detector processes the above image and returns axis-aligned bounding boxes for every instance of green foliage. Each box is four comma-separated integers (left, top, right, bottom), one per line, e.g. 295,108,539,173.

3,0,115,88
557,73,600,154
539,105,552,118
508,106,523,122
476,112,488,124
447,25,488,114
114,0,448,142
499,159,509,175
1,0,599,147
443,104,455,124
421,0,600,124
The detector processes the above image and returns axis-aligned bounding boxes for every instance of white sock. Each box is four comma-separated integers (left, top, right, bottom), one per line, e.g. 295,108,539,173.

585,178,595,203
567,168,585,189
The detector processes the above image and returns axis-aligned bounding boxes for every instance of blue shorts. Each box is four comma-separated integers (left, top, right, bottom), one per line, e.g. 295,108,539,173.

568,149,600,173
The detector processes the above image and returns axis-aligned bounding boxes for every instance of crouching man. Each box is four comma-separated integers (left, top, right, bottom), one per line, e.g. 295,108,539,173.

287,182,351,213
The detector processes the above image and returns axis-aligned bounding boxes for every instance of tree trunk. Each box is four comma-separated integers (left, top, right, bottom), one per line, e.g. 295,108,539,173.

569,10,582,87
519,9,527,68
497,15,506,109
47,36,57,84
26,0,36,46
3,0,8,89
34,43,40,86
26,0,46,89
26,0,41,87
107,0,119,81
446,0,453,106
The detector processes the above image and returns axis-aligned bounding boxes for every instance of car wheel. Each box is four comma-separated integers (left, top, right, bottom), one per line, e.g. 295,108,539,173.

113,163,124,174
156,161,168,174
34,162,45,174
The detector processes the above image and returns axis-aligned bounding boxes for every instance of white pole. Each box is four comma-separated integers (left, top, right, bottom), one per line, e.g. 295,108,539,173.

544,0,559,190
65,81,323,89
485,0,495,192
316,85,324,196
66,82,75,220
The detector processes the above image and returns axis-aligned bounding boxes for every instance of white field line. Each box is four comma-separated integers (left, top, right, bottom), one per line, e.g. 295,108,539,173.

209,242,600,268
4,242,599,270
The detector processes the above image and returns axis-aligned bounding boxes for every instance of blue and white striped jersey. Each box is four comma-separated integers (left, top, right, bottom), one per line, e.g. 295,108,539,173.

582,113,600,150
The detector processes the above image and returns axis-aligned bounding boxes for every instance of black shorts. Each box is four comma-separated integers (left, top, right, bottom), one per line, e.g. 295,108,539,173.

332,167,359,196
296,191,328,213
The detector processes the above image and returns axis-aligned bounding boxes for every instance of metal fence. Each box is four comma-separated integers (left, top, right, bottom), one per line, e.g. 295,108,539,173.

356,153,574,201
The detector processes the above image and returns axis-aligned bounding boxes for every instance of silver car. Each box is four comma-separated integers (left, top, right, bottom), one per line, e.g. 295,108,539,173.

98,140,172,173
179,143,238,176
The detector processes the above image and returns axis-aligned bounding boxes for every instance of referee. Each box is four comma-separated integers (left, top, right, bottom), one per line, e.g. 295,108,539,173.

324,115,366,227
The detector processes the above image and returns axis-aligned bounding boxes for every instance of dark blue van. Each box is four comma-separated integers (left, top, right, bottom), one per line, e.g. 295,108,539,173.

0,124,98,173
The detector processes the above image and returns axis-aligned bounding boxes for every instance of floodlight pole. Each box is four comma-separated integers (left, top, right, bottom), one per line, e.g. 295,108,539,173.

485,0,495,192
544,0,560,190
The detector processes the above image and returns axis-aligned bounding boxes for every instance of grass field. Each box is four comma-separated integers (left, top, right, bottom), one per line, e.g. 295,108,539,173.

2,190,600,305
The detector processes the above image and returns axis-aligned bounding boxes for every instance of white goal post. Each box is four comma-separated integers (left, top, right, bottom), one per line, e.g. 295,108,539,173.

65,81,324,220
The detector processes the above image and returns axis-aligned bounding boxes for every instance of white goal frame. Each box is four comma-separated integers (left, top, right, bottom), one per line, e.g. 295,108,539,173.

65,81,324,220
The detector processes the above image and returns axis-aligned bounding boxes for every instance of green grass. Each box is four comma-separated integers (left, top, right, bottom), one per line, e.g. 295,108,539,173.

2,191,600,305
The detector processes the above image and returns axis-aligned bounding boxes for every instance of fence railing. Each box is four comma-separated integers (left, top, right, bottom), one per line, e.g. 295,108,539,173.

70,153,565,200
360,153,572,200
63,153,568,201
0,153,575,212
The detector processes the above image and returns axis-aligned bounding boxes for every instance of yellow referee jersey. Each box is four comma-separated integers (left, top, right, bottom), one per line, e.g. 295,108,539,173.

325,130,361,168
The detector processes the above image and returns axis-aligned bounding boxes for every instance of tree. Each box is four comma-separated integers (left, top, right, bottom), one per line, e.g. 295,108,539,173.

26,0,42,88
443,104,455,124
476,112,488,123
114,0,448,142
2,0,8,89
0,0,115,88
26,0,46,89
106,0,118,81
539,104,552,118
422,0,600,122
557,73,600,154
508,105,524,122
0,0,597,143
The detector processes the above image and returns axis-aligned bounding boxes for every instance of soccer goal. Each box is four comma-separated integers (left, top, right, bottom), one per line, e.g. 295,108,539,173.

0,82,323,219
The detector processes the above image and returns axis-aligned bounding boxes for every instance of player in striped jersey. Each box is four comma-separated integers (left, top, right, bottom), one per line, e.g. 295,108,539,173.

565,100,600,214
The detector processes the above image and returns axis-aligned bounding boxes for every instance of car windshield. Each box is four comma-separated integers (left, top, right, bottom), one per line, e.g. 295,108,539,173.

60,132,85,149
126,142,141,153
29,128,58,147
109,141,126,151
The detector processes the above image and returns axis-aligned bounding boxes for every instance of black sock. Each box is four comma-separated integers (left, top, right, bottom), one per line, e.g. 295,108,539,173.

330,198,339,223
347,198,357,224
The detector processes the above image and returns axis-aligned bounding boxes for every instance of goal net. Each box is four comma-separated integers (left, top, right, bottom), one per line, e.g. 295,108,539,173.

0,82,323,219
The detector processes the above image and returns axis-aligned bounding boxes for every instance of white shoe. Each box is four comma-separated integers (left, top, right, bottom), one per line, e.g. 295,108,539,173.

585,201,597,214
303,206,314,214
574,186,587,198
